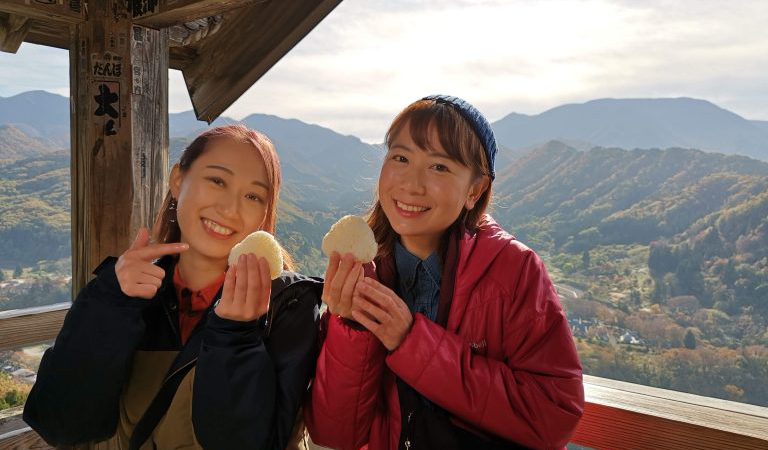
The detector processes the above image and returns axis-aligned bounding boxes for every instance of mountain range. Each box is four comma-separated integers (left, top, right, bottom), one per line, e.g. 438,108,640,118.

3,90,768,407
1,90,767,306
493,98,768,161
2,91,767,161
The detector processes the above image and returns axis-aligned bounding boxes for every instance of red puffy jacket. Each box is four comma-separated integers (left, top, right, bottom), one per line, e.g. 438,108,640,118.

306,217,584,450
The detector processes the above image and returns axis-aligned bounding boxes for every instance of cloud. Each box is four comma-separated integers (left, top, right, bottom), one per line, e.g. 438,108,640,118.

1,0,767,141
0,44,69,96
216,0,768,140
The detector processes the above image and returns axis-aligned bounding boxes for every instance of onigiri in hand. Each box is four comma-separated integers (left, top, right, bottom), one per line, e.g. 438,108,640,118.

228,230,284,280
322,215,378,263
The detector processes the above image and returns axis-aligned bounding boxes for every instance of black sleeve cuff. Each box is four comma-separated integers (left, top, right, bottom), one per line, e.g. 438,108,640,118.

204,311,265,347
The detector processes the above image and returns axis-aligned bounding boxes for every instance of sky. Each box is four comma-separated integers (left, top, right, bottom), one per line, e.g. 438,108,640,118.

1,0,767,142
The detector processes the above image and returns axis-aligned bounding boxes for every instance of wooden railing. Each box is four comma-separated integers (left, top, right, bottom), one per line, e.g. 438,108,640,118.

0,303,69,352
1,305,767,449
572,375,768,449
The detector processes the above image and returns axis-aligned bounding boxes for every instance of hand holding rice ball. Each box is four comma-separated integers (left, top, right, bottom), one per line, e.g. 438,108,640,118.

322,215,378,263
321,216,378,319
228,230,284,280
216,231,284,322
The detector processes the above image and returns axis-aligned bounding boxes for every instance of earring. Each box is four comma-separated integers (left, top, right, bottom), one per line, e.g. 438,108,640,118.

169,198,178,223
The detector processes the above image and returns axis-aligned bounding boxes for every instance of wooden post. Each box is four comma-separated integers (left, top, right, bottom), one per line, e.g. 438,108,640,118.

70,1,169,294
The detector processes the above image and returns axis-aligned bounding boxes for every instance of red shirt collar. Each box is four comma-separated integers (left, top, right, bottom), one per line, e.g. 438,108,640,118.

172,265,226,315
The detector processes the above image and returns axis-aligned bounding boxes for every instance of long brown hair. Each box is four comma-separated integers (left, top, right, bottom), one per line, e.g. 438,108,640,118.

368,99,493,259
152,124,295,270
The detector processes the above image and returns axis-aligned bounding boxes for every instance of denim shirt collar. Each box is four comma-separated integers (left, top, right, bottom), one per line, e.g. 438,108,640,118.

394,240,441,291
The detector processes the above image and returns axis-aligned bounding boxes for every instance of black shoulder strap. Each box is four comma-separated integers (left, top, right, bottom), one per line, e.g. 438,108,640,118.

127,273,319,449
128,326,205,450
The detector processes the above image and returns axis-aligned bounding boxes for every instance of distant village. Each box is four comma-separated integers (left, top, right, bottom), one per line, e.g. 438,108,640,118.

568,317,646,347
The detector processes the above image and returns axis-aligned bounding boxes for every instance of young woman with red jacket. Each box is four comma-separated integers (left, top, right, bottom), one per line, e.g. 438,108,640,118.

306,96,584,450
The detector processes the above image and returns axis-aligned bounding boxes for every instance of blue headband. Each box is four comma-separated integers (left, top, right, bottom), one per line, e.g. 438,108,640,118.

422,95,498,180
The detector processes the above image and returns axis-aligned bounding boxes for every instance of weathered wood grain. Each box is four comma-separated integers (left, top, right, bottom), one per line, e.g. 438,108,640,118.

0,13,29,53
3,374,766,449
70,2,169,294
0,303,68,352
0,0,83,25
182,0,342,122
133,0,264,29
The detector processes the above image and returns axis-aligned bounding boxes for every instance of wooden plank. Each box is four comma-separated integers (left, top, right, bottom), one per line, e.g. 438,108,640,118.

0,303,68,351
572,376,768,449
0,13,29,53
0,419,115,450
182,0,343,122
583,374,768,420
1,374,767,449
69,2,169,294
132,0,264,29
130,25,170,241
572,402,768,450
0,421,114,450
0,406,24,434
0,0,83,25
0,426,52,450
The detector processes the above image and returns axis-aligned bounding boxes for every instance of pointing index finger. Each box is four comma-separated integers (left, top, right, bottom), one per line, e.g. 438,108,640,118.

134,242,189,260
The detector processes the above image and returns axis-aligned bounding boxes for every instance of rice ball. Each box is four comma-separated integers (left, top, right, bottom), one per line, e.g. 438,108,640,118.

322,215,378,263
228,231,284,280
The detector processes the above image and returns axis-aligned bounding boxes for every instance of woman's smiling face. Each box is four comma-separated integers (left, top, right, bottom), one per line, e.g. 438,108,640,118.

171,138,270,263
378,124,482,256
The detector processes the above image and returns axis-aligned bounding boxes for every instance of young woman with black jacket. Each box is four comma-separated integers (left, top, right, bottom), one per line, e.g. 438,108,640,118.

24,125,322,450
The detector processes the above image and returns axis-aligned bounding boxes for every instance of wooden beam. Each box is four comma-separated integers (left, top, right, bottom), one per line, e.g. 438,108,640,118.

182,0,342,122
0,13,29,53
0,303,69,351
70,2,169,293
0,0,83,25
572,375,768,449
169,45,198,70
23,19,68,50
132,0,265,29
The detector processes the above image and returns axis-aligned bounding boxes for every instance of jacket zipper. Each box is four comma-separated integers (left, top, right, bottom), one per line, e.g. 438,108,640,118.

156,276,182,346
404,411,414,450
265,295,281,338
162,300,181,346
265,285,305,338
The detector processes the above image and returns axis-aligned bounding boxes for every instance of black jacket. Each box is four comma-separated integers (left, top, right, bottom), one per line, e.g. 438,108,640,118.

24,255,322,450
